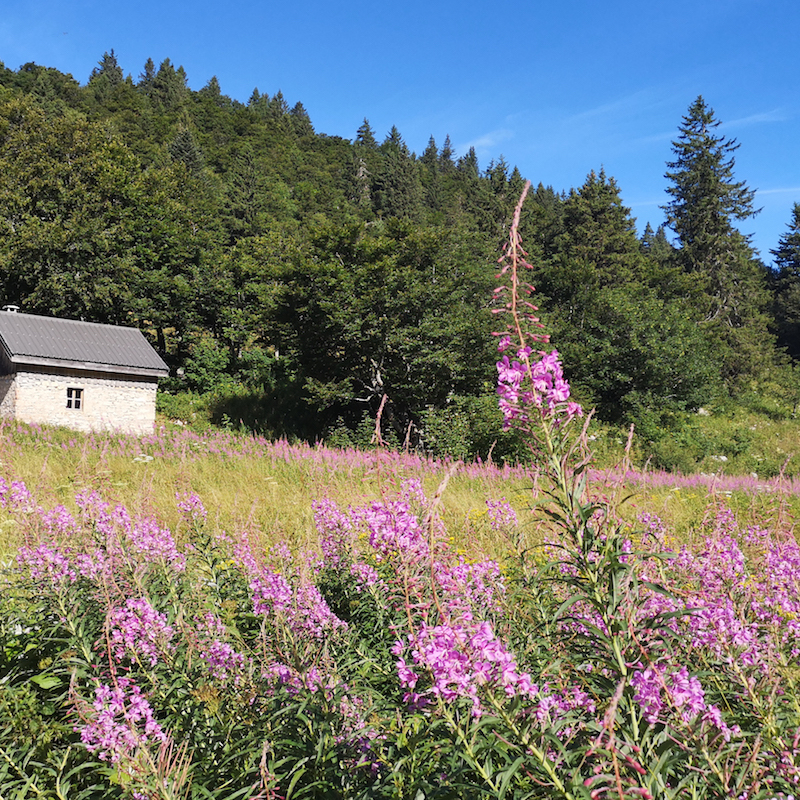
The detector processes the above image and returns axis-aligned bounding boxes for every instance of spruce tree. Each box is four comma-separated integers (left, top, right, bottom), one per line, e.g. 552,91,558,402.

532,170,719,421
138,58,155,87
289,102,314,137
663,96,774,382
771,203,800,358
355,118,377,149
268,90,289,119
169,126,204,174
420,136,438,168
662,96,761,323
439,135,455,171
247,88,270,118
772,203,800,274
151,59,188,111
90,50,124,86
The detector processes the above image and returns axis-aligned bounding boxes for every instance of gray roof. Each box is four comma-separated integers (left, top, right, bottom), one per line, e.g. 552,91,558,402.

0,311,169,378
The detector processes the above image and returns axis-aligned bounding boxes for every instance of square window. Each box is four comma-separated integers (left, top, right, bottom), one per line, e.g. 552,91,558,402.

67,387,83,410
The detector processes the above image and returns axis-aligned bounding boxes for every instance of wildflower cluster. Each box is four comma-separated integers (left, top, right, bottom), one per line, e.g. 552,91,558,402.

631,664,736,740
195,612,248,684
486,496,518,530
108,598,175,667
79,678,168,764
176,490,207,525
393,616,534,714
248,559,348,640
496,344,582,430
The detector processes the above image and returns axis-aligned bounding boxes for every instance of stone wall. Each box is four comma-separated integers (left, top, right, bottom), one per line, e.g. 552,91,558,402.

0,374,15,417
3,369,158,435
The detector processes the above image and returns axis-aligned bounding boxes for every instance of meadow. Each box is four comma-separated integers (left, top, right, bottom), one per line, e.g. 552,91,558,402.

3,186,800,800
1,416,799,799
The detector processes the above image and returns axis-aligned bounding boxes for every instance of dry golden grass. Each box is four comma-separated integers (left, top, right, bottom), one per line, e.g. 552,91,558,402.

0,419,797,564
0,423,536,561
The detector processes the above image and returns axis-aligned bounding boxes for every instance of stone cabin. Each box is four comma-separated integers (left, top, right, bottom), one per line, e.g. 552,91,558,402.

0,309,169,434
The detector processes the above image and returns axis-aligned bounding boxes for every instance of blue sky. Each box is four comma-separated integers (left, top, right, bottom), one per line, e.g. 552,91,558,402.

2,0,798,264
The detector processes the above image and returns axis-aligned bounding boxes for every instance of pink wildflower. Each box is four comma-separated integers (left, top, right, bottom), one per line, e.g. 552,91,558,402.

108,598,175,667
78,678,167,764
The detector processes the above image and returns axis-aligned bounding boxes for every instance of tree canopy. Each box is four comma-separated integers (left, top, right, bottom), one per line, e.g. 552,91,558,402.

0,60,797,457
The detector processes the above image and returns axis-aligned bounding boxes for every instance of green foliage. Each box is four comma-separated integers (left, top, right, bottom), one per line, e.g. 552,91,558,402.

0,95,215,360
420,394,528,463
529,171,721,421
155,390,215,428
182,336,232,394
771,202,800,358
0,56,797,452
271,218,497,437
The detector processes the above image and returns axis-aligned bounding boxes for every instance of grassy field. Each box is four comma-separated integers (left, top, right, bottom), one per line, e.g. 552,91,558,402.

1,414,799,561
3,415,800,797
0,412,800,557
0,419,536,560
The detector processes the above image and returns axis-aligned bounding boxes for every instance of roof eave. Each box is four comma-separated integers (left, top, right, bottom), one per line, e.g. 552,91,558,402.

10,355,169,379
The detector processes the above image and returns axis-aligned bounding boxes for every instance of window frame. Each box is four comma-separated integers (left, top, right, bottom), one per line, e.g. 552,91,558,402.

66,387,83,410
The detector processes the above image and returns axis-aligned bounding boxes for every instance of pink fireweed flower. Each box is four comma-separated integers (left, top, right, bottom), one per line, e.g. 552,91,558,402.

355,500,429,562
40,505,81,537
486,498,518,531
251,569,293,615
630,663,736,740
250,569,347,639
313,498,354,569
176,491,207,525
74,489,113,525
399,478,428,509
668,666,706,722
433,558,505,615
350,562,384,592
497,347,582,431
196,612,248,684
73,548,110,581
6,480,37,512
261,661,337,696
125,517,186,573
17,543,77,586
396,617,536,715
78,677,168,764
639,512,668,548
108,598,175,667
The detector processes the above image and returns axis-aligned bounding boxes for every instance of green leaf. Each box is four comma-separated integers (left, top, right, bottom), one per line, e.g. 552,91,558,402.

29,674,61,690
496,754,525,799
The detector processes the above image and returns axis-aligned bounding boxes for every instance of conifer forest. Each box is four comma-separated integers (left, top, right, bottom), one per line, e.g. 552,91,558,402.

1,53,800,465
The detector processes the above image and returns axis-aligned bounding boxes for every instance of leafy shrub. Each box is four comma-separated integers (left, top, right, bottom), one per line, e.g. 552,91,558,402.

420,394,528,463
183,336,233,395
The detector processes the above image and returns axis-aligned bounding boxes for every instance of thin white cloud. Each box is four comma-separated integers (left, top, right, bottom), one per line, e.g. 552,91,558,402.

566,87,675,126
633,130,677,146
458,128,515,154
724,109,787,128
632,108,788,149
755,186,800,196
568,91,649,123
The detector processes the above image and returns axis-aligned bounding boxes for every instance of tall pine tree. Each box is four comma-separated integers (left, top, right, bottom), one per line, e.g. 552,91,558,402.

663,96,773,383
771,203,800,358
663,97,762,322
